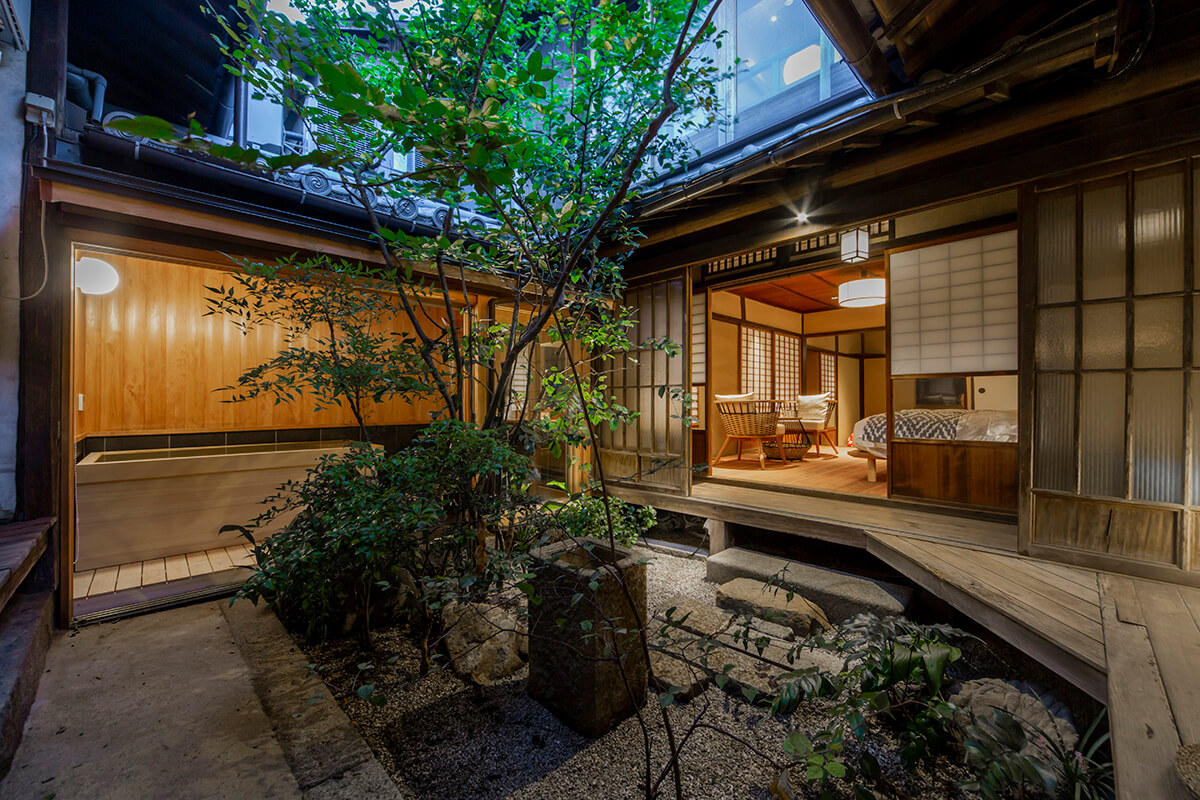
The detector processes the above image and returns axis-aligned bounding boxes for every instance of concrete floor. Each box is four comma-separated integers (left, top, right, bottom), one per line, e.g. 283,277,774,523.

0,602,302,800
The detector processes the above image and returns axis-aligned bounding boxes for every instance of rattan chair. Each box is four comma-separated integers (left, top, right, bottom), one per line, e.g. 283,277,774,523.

713,399,789,470
801,399,839,455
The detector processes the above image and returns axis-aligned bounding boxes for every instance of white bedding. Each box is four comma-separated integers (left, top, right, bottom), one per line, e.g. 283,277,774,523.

852,408,1017,460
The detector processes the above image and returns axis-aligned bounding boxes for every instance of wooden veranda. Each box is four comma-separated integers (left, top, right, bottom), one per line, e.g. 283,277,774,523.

612,481,1200,799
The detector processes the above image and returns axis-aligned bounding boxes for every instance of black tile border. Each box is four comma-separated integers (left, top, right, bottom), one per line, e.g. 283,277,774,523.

76,424,427,461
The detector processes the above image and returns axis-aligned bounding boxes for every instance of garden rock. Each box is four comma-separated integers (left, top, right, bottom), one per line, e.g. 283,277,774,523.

1177,744,1200,799
649,649,712,703
442,601,525,686
654,595,733,638
949,678,1077,761
716,578,830,637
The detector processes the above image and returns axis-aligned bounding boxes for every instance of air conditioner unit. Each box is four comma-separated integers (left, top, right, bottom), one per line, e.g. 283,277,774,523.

0,0,30,52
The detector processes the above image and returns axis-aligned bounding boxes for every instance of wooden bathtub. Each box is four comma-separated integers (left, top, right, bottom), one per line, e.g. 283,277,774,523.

75,440,352,571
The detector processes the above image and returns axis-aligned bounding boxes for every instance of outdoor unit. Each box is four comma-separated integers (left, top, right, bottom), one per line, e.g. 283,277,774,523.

0,0,30,51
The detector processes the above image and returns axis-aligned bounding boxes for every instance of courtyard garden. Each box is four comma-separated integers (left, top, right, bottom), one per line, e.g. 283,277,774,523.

106,1,1118,798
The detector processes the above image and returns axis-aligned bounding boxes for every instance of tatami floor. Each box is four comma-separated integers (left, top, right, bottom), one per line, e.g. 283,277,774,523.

73,544,255,600
708,448,886,497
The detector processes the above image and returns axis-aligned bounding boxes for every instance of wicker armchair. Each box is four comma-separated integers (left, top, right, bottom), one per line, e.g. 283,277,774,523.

800,398,839,455
714,399,790,470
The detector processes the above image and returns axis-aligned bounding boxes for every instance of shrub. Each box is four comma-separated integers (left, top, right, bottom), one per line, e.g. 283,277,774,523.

552,494,657,547
230,421,537,651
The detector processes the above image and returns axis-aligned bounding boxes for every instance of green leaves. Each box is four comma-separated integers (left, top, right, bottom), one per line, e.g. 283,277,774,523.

105,114,177,140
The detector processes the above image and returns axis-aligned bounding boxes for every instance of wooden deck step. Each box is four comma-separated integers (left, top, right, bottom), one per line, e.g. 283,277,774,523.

0,517,52,613
1100,574,1192,799
864,531,1106,700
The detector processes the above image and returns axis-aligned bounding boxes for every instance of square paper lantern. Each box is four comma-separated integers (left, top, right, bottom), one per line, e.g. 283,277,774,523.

840,227,869,263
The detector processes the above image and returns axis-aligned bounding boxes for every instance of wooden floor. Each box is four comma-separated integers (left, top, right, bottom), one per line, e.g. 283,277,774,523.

864,531,1200,799
709,449,886,497
614,478,1199,798
73,544,255,600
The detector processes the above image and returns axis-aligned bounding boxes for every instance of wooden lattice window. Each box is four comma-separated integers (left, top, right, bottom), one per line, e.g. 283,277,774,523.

820,351,837,398
740,326,803,399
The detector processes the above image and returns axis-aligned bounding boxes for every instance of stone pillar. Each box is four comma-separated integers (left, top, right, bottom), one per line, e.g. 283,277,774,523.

527,541,647,737
704,518,728,555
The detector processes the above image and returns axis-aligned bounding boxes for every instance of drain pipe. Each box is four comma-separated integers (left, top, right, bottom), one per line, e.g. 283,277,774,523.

66,64,107,124
806,0,901,98
638,10,1118,219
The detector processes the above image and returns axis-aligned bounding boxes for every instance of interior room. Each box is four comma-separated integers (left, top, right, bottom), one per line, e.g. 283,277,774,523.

69,247,444,618
694,229,1021,511
698,260,890,496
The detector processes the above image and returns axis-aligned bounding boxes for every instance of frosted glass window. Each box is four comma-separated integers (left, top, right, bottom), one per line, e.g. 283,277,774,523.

1133,296,1183,369
1081,303,1126,370
1037,191,1075,304
1079,372,1126,499
890,231,1018,375
1082,183,1127,300
1134,169,1184,295
1036,307,1074,370
1034,373,1076,492
1131,371,1183,504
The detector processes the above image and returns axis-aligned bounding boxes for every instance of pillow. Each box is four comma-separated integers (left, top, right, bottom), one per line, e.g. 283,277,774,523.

714,392,756,403
795,392,830,420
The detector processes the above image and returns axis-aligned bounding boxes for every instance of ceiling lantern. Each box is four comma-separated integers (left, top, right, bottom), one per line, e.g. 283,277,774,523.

840,226,870,263
75,256,120,295
838,276,885,308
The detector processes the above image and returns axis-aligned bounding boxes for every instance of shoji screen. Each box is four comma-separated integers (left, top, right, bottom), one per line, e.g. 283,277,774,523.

1030,161,1195,571
889,231,1019,375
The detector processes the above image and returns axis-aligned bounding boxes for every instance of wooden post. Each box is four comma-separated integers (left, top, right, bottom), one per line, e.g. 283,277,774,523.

705,518,728,554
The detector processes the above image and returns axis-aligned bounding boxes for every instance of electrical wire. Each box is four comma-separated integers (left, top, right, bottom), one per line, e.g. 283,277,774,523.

0,120,51,302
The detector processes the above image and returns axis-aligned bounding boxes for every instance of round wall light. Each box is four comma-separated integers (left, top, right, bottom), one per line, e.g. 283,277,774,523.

837,277,885,308
75,256,120,295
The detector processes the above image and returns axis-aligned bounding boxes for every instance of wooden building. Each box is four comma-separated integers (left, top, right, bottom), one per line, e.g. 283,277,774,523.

3,0,1200,794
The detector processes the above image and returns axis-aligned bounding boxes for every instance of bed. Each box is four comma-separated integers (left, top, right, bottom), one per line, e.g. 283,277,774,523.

852,408,1018,459
850,409,1019,509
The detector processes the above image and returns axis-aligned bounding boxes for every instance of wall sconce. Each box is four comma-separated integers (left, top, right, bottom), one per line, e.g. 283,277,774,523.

840,226,869,263
75,256,119,295
838,272,885,308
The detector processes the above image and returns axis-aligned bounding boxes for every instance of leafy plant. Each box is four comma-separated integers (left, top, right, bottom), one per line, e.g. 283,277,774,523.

551,494,657,547
769,614,972,799
961,706,1114,800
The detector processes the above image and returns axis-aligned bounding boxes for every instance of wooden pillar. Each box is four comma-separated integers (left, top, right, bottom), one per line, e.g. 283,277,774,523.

704,518,728,555
17,0,70,624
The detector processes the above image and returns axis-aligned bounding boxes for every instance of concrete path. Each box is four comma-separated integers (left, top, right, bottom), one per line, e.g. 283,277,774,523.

0,602,302,800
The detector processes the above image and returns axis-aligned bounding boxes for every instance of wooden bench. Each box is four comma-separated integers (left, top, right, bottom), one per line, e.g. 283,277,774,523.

0,518,53,615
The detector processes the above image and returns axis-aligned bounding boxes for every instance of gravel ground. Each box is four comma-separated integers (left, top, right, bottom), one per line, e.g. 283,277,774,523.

296,548,1038,800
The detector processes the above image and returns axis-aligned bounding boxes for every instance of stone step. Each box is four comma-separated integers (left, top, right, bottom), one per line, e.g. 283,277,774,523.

707,547,913,624
716,578,830,637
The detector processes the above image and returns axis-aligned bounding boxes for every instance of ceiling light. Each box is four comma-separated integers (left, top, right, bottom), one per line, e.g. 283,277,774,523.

838,276,885,308
840,226,869,263
75,256,120,295
796,212,808,223
770,14,777,22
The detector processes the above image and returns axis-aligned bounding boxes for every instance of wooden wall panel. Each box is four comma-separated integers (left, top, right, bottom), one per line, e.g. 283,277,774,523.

890,440,1019,510
1034,494,1178,565
75,253,443,436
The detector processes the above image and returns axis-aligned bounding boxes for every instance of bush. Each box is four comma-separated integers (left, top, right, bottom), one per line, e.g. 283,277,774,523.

552,494,657,547
230,421,537,650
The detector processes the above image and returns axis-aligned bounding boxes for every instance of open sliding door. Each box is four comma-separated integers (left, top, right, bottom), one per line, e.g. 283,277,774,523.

597,272,692,494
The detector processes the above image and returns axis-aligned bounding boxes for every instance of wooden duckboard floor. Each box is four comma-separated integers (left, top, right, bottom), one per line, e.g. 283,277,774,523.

709,449,886,497
74,544,254,599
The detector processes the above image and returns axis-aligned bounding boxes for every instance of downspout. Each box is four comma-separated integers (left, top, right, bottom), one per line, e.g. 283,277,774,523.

66,64,107,124
805,0,900,98
638,11,1119,219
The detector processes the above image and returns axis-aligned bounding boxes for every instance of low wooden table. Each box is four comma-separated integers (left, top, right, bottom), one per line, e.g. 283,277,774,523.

847,448,883,482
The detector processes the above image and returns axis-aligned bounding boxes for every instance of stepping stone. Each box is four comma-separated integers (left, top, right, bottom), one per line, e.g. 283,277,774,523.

716,578,830,637
649,650,712,702
654,595,733,638
707,547,913,623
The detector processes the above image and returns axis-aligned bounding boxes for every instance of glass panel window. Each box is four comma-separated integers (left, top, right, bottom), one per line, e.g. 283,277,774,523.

736,0,827,111
1134,169,1185,295
1082,183,1127,301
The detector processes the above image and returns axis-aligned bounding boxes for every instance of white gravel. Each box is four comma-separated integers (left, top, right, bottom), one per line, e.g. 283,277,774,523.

302,548,974,800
